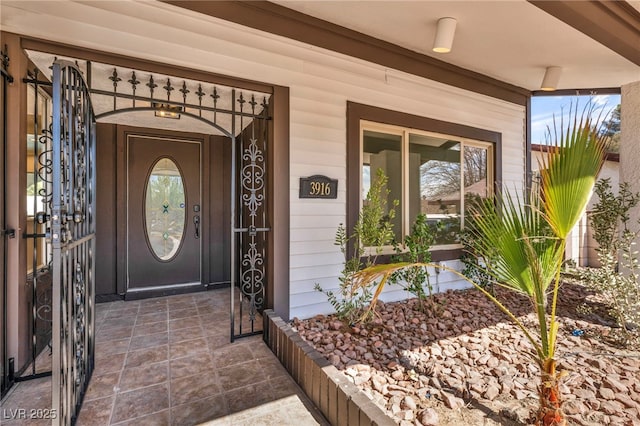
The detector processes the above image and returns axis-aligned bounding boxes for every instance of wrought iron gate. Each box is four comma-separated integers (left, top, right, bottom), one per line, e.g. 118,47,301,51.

0,44,13,400
51,60,96,425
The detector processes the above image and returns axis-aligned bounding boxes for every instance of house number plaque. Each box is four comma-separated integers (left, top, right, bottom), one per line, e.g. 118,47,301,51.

299,175,338,199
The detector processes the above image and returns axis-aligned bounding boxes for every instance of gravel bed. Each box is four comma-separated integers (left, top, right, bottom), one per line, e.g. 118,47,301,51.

292,283,640,425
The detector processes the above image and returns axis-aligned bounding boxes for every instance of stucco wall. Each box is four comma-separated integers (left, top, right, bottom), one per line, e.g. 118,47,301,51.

621,82,640,253
1,1,527,319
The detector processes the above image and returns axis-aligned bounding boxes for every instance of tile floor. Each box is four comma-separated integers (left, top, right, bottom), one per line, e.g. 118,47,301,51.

1,289,328,426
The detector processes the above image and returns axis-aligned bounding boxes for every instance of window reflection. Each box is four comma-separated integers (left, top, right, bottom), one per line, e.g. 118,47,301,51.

463,145,490,215
362,130,403,243
360,124,493,248
409,133,461,245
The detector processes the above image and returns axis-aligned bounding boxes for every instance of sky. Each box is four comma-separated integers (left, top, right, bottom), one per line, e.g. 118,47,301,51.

530,94,620,145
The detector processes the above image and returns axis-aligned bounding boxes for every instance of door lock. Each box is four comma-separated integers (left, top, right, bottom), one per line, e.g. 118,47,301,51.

193,215,200,239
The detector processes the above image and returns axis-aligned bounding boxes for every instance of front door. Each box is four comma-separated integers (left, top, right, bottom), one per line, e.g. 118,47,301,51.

127,135,202,291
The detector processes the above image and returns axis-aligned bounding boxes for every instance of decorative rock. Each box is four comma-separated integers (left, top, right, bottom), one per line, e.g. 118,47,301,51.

597,387,616,400
402,395,417,411
328,354,340,366
572,388,595,400
345,367,357,377
486,356,499,369
615,393,636,409
419,408,439,425
441,392,464,410
477,354,490,365
501,383,517,400
608,415,629,426
484,384,500,401
292,284,640,426
585,399,601,411
354,375,369,386
391,370,404,381
601,400,624,415
511,389,528,400
429,377,442,389
603,376,628,393
563,400,588,415
401,409,414,421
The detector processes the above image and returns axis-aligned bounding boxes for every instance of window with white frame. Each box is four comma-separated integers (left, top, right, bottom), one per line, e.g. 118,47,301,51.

361,121,494,247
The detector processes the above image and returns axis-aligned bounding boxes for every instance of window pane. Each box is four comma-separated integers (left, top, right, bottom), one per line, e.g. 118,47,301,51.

363,130,403,243
145,158,186,261
409,133,461,245
463,145,490,215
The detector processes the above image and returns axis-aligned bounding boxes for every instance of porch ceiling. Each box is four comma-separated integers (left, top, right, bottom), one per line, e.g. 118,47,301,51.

1,0,638,96
272,0,640,91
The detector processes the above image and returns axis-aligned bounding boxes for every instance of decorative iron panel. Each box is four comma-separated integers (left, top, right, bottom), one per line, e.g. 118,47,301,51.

231,92,270,341
51,60,96,426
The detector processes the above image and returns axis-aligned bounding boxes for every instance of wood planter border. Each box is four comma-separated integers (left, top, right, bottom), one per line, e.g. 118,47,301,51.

263,310,395,426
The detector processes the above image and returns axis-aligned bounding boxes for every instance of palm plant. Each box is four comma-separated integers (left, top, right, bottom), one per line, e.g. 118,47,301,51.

352,105,607,425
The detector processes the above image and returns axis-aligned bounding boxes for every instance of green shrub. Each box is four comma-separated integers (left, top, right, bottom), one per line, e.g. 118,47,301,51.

390,214,438,312
315,169,398,323
579,178,640,345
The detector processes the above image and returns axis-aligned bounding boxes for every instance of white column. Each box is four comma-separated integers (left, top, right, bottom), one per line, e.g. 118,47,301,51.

620,81,640,231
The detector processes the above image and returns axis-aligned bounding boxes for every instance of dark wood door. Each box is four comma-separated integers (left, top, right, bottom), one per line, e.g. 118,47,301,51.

127,135,201,290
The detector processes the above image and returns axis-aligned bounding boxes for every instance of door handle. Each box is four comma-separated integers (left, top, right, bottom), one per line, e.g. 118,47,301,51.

193,215,200,239
2,229,16,239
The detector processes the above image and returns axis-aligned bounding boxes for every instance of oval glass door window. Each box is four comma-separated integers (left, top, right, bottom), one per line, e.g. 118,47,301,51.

145,158,186,261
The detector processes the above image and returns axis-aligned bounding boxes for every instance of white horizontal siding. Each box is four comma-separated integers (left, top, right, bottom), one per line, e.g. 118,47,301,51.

290,264,343,282
290,201,345,216
290,243,342,261
290,216,343,231
291,228,341,242
2,0,525,320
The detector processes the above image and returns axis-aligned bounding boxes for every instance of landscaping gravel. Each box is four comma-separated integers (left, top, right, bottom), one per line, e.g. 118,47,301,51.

292,283,640,425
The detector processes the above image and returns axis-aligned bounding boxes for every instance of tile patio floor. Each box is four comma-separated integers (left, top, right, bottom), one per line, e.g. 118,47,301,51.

1,289,328,426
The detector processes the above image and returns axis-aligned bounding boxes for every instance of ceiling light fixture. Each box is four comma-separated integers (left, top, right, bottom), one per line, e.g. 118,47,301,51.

432,17,457,53
540,66,562,91
153,102,183,119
